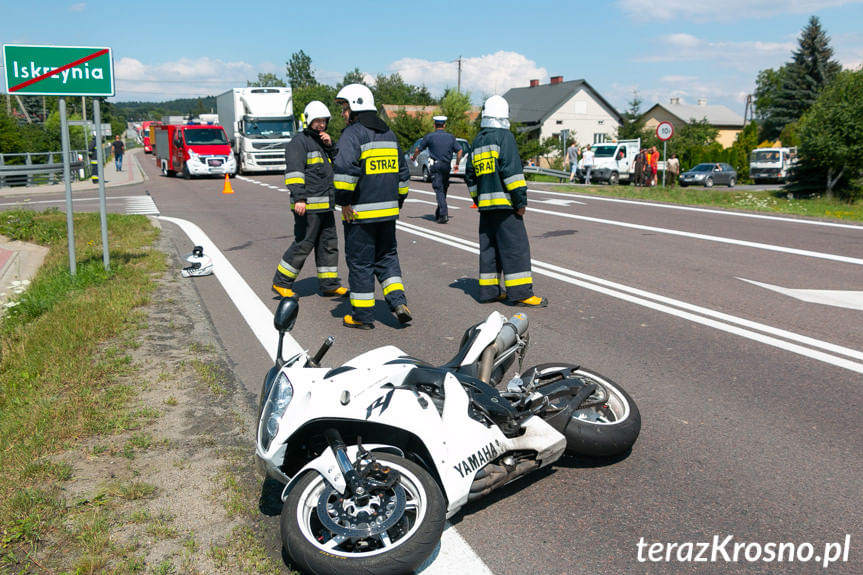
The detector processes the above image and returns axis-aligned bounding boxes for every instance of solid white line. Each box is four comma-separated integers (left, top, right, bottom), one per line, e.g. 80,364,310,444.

393,220,863,374
527,187,863,230
158,214,492,575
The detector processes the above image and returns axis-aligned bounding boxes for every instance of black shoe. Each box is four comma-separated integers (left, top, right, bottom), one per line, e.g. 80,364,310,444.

436,216,449,224
394,304,412,324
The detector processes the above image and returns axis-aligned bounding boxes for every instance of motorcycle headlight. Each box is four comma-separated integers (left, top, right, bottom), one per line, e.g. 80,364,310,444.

260,371,293,451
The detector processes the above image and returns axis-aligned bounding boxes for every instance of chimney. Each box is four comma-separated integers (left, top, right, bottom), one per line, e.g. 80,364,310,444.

530,79,540,87
550,76,563,85
669,97,680,105
697,98,707,106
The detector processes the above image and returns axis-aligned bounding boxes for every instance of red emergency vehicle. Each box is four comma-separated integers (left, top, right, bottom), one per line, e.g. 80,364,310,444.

140,121,161,154
154,124,236,179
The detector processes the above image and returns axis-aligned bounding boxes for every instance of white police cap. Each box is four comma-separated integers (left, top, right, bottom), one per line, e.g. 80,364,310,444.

433,115,447,123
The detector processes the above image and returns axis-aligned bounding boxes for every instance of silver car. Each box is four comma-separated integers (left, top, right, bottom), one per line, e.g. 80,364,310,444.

406,137,470,182
679,162,737,188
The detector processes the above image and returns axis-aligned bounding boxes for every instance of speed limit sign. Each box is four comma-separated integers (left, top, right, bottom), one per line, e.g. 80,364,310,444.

656,121,674,141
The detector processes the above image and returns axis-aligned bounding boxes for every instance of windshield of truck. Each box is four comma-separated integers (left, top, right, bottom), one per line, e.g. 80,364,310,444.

751,150,781,162
592,145,618,158
184,128,228,146
244,118,294,138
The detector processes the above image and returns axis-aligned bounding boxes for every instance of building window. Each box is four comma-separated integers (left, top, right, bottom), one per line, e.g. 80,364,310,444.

593,133,609,144
556,120,563,125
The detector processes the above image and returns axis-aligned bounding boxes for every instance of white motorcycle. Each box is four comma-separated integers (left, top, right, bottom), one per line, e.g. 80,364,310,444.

255,298,641,575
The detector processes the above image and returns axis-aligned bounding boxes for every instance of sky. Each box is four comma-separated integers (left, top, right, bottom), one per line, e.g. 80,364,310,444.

2,0,863,119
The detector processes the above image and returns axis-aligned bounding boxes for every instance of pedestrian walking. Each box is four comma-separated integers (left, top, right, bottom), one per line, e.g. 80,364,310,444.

581,144,595,185
411,115,462,223
272,101,347,301
465,95,547,308
333,84,412,330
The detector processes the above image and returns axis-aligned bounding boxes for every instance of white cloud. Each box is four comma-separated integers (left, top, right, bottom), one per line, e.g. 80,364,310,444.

114,56,256,101
389,51,547,102
68,3,86,12
617,0,863,22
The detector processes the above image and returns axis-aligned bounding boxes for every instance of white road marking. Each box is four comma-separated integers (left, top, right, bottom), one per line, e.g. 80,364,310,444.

125,196,160,215
395,220,863,374
739,278,863,311
158,214,493,575
531,198,587,206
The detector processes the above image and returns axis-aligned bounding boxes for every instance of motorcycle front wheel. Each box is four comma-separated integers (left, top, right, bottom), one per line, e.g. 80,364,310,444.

523,363,641,457
281,453,446,575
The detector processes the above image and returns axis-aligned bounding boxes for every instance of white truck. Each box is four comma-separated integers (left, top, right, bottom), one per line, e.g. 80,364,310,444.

578,138,641,185
749,147,797,184
216,87,294,174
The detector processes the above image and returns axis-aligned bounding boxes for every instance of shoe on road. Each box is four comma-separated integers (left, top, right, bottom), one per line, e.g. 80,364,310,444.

394,304,412,324
514,295,548,308
323,286,348,297
272,285,295,299
343,315,374,330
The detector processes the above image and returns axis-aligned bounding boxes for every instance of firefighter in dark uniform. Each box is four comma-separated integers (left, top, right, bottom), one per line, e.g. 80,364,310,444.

410,115,463,223
333,84,412,330
465,95,547,307
272,101,347,300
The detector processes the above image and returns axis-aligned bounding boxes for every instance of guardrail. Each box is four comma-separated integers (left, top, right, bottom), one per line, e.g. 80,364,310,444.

524,165,571,182
0,151,89,188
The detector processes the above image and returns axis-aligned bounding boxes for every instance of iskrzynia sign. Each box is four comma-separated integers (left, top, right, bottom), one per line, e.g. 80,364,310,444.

2,44,114,96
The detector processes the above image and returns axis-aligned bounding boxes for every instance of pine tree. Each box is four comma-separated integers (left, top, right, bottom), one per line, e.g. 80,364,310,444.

769,16,841,138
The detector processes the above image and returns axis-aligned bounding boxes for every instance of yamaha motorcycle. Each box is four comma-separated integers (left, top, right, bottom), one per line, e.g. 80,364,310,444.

255,297,640,575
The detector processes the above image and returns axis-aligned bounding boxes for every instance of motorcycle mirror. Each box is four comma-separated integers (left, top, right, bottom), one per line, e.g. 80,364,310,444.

274,297,299,333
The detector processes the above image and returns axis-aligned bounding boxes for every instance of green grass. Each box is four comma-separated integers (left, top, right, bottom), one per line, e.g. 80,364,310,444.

533,181,863,222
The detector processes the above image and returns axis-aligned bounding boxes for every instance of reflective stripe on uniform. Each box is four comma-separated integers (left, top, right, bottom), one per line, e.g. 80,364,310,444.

306,151,325,165
477,191,512,208
472,145,500,160
350,292,376,308
346,200,399,221
504,271,532,287
398,181,409,196
285,170,305,186
304,195,331,210
277,260,300,278
317,266,339,279
381,276,404,296
479,273,500,286
334,173,359,191
504,173,526,191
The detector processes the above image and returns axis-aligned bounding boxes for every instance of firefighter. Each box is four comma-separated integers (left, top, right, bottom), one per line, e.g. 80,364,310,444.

410,115,462,223
271,100,347,300
465,95,547,307
333,84,412,330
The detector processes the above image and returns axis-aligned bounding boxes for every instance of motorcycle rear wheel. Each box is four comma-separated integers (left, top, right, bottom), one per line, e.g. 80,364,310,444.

523,363,641,457
281,453,446,575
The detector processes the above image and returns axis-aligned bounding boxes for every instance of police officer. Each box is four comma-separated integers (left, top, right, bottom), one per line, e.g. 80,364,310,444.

465,95,547,307
410,115,462,223
333,84,412,330
272,101,347,300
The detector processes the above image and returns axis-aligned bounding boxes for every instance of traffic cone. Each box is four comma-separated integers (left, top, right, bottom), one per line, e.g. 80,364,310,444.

222,173,234,194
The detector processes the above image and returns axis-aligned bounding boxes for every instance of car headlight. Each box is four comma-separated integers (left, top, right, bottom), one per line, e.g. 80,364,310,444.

187,150,200,163
259,371,293,450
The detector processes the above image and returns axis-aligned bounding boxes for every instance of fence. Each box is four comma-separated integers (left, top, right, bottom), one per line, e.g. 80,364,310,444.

0,151,89,188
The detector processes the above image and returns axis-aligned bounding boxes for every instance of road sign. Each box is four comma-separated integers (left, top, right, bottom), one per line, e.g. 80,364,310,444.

2,44,114,96
656,121,674,141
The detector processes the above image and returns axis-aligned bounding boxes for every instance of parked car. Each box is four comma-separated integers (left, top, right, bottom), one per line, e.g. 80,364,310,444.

406,137,470,182
679,162,737,188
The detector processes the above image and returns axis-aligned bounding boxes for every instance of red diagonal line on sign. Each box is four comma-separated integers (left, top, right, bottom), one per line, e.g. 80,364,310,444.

9,48,109,92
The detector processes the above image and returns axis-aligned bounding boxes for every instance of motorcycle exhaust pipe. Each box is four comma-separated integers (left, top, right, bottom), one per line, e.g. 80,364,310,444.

478,314,530,384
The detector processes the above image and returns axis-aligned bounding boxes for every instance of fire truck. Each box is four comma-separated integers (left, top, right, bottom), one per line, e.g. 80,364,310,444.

154,123,236,179
140,121,161,154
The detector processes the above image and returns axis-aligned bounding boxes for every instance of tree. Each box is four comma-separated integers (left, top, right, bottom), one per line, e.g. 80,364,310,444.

618,91,645,140
729,121,760,181
789,69,863,201
388,108,429,153
755,16,840,142
372,73,434,106
339,68,367,90
664,118,720,170
248,73,286,87
753,67,787,142
439,89,475,141
286,50,317,89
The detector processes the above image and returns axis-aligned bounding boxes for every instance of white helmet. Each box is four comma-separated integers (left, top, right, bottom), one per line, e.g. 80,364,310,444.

303,100,331,127
336,84,376,112
181,245,213,278
482,95,510,120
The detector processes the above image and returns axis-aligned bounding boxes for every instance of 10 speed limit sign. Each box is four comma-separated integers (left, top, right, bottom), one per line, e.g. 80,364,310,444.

656,121,674,141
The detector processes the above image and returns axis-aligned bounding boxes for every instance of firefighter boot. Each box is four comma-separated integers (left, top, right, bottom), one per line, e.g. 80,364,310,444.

515,296,548,308
343,315,374,330
272,285,295,299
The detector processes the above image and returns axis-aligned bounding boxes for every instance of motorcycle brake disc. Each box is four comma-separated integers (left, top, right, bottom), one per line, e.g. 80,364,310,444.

315,483,407,538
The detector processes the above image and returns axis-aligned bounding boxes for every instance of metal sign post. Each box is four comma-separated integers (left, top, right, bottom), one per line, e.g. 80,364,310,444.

93,100,110,271
656,121,674,187
3,44,114,275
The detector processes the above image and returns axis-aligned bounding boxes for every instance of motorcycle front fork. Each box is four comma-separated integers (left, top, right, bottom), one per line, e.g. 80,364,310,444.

322,428,399,503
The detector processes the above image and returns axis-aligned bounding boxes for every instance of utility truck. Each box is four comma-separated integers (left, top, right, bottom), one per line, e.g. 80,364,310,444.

154,123,236,179
216,87,294,174
749,147,797,184
578,138,641,185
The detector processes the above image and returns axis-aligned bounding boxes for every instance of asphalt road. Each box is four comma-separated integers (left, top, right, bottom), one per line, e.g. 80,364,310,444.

4,156,861,575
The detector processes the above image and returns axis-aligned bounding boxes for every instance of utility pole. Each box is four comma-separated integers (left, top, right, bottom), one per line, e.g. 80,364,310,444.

457,56,462,93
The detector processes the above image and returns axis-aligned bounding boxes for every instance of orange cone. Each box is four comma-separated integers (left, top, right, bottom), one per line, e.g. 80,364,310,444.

222,173,234,194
